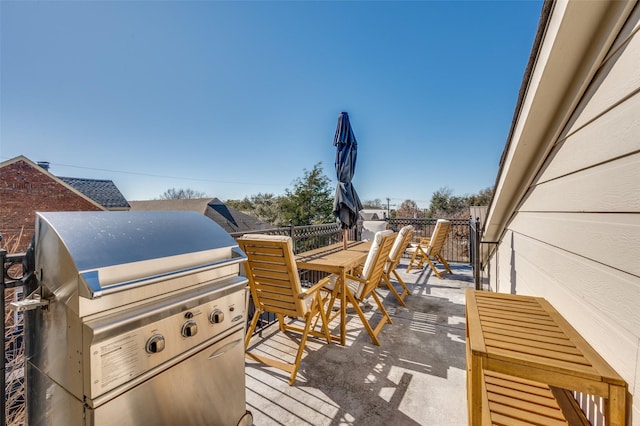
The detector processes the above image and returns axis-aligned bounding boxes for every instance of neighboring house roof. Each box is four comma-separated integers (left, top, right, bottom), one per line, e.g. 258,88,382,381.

129,198,212,214
0,155,107,251
359,209,387,221
0,156,106,211
59,177,130,209
129,197,271,234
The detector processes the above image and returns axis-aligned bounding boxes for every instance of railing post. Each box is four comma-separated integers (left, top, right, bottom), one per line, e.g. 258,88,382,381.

289,220,295,249
473,217,481,290
468,216,472,268
1,241,7,426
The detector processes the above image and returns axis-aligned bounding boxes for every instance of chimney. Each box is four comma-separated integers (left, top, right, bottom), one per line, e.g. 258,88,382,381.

37,161,50,171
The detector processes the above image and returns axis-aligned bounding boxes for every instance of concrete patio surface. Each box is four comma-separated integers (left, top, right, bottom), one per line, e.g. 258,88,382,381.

244,258,474,426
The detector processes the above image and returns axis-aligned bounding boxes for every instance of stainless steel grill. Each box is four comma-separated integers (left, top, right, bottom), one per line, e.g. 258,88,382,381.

17,211,252,425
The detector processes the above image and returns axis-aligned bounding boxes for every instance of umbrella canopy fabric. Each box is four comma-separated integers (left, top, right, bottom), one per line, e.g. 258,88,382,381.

332,112,363,230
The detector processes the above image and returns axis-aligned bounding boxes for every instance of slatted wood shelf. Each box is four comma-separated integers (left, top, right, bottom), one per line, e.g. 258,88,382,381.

481,370,589,425
466,289,627,426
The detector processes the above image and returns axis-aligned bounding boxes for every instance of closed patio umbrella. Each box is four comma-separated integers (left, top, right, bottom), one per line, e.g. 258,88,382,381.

332,111,363,249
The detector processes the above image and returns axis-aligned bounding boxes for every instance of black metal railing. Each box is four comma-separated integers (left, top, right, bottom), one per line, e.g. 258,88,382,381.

469,217,499,291
388,218,471,263
230,222,355,252
1,248,28,426
470,217,482,290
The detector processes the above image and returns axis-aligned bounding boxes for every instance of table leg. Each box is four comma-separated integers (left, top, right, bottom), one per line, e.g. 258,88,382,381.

340,269,346,346
470,353,482,425
607,384,626,426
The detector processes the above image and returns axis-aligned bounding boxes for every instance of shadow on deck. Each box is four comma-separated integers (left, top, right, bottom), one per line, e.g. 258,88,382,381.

245,258,473,425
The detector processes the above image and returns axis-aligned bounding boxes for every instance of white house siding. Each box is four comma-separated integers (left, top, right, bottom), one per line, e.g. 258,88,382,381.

484,2,640,424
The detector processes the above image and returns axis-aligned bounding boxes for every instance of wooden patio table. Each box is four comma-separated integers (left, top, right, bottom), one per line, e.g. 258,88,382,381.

295,241,371,346
466,289,627,425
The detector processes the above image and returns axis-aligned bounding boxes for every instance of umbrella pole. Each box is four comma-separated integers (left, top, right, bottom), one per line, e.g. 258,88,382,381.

343,229,348,250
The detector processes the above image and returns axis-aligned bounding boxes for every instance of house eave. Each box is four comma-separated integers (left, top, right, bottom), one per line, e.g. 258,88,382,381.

483,0,637,244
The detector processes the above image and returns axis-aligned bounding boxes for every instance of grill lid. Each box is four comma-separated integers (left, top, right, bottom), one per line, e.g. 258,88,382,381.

35,211,244,299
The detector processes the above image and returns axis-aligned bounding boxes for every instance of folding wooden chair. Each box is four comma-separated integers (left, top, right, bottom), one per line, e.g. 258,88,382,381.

405,219,453,278
238,234,332,385
321,230,396,346
382,225,414,306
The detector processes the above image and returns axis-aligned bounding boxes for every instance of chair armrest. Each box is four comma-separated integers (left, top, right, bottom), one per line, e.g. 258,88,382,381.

299,276,332,298
344,273,366,285
352,265,364,276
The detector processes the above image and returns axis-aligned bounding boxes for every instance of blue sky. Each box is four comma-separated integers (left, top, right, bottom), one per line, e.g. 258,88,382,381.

1,0,543,208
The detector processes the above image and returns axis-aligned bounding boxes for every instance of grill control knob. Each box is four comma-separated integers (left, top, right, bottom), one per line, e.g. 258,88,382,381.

209,309,224,324
146,334,165,354
181,320,198,337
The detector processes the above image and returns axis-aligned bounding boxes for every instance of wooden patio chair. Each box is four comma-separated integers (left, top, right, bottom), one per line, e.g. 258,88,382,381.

382,225,414,306
237,234,332,385
405,219,453,278
321,230,396,346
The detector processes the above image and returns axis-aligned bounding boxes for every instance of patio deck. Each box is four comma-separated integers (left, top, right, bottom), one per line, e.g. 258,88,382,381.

244,258,474,425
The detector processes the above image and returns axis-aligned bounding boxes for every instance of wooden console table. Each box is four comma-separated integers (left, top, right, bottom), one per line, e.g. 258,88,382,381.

466,289,627,425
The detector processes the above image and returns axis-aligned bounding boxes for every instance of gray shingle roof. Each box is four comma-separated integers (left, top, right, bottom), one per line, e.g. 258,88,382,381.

59,177,130,209
205,198,271,233
128,198,270,234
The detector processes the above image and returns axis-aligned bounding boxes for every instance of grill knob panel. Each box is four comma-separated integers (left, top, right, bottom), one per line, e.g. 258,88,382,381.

145,334,165,354
209,309,224,324
181,320,198,337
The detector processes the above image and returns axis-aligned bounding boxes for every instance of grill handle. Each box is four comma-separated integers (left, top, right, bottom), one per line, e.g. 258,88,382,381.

81,247,248,299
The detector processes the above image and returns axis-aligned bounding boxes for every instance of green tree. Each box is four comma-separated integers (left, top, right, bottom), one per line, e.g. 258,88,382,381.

466,186,494,206
159,188,206,199
226,197,254,211
279,162,333,226
427,187,453,217
227,193,283,226
251,193,284,226
427,186,494,218
427,187,465,218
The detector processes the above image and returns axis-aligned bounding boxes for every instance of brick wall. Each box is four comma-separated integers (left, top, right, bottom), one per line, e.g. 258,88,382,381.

0,159,103,253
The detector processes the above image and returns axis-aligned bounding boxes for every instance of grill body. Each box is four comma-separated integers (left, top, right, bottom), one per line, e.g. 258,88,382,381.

25,211,251,425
